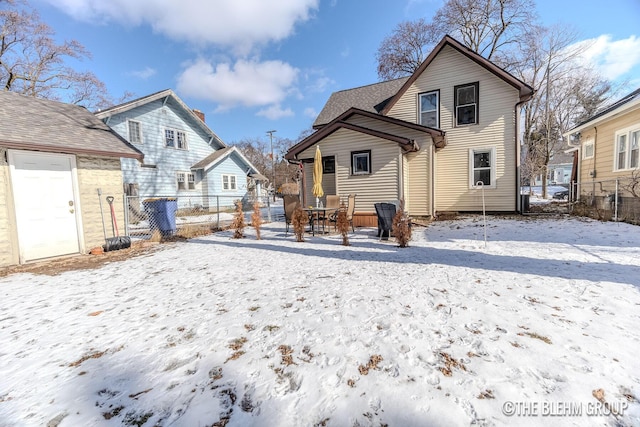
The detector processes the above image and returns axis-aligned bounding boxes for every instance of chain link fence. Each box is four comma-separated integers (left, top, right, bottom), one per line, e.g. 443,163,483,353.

571,178,640,225
124,195,283,240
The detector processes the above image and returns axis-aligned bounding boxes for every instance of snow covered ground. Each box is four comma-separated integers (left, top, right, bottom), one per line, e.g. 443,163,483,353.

1,216,639,427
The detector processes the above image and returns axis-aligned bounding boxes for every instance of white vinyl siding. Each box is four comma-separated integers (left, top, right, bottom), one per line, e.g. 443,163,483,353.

388,45,518,212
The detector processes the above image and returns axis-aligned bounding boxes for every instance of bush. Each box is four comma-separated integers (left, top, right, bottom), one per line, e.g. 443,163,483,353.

251,200,262,240
336,207,350,246
392,203,411,248
292,206,308,242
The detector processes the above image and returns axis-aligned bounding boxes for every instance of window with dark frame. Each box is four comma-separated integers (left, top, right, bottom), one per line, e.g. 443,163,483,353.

455,82,479,126
322,156,335,173
351,150,371,175
419,90,439,128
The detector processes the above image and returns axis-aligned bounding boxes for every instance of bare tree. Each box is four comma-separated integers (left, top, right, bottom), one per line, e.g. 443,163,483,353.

1,0,117,110
514,25,611,196
375,0,536,79
376,19,440,80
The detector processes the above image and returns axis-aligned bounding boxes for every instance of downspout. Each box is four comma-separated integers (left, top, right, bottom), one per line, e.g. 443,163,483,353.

431,143,436,217
515,98,529,213
592,126,598,202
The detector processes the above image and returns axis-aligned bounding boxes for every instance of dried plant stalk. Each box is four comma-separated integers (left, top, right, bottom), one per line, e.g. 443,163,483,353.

251,200,262,240
231,199,246,239
336,207,350,246
391,201,411,248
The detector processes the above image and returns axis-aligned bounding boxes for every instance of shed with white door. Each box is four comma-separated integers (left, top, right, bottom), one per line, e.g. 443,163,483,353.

0,91,143,266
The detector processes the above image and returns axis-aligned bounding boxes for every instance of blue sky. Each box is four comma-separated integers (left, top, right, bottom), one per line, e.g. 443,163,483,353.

31,0,640,150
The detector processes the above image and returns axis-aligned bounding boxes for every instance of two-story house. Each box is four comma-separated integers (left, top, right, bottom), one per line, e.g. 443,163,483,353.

96,89,264,209
285,35,533,225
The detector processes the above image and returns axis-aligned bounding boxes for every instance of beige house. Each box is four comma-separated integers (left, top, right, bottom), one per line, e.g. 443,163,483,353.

565,88,640,206
0,91,143,267
285,35,533,226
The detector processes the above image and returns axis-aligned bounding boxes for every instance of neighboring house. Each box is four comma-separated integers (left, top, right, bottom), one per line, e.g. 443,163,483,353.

285,35,533,225
532,149,575,186
565,88,640,207
0,90,143,266
95,89,264,208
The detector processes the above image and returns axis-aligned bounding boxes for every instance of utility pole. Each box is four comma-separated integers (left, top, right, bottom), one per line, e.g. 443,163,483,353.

267,130,277,201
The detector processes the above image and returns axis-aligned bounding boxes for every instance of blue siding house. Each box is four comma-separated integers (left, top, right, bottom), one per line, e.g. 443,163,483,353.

95,89,264,207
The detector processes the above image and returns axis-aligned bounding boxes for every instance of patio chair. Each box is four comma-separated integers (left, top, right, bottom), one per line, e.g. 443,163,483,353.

329,194,356,232
283,194,300,234
374,202,396,240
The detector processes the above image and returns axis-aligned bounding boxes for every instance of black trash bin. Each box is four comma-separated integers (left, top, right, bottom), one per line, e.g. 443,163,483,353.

143,198,178,236
521,194,530,213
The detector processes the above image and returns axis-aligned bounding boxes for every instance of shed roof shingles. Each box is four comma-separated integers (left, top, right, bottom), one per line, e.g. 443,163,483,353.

0,91,143,160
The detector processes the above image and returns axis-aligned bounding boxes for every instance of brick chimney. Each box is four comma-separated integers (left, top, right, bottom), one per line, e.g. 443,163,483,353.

192,109,205,123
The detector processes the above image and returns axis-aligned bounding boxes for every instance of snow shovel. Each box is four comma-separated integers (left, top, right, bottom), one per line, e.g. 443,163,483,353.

99,191,131,251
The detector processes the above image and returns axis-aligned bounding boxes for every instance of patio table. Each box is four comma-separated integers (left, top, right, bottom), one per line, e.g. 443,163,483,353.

303,207,330,236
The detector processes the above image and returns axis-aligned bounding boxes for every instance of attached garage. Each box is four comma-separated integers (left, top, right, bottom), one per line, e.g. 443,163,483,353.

0,91,143,266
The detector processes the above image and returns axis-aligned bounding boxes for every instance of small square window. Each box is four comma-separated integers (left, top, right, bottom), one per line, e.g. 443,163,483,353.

322,156,335,173
128,120,142,143
351,150,371,175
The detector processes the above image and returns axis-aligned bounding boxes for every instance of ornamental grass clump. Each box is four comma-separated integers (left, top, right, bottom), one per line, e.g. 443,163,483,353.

231,199,246,239
251,200,262,240
292,206,308,242
336,206,350,246
392,203,411,248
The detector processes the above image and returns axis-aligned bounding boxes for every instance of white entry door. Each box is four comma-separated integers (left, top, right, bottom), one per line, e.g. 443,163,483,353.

9,150,81,261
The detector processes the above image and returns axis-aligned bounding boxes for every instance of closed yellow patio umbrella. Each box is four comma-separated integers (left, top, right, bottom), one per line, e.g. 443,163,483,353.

312,145,324,207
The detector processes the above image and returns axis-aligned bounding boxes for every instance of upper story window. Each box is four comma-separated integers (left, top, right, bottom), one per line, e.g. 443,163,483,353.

455,82,479,126
351,150,371,175
419,90,439,128
469,147,495,188
165,128,187,150
582,140,594,159
222,174,237,191
128,120,142,144
177,172,195,191
614,127,640,171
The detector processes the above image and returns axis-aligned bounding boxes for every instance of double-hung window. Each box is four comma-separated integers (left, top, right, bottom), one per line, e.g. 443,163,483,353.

455,82,479,126
177,172,195,191
351,150,371,175
222,174,237,191
165,128,187,150
469,147,495,188
614,127,640,171
128,120,142,144
419,90,439,128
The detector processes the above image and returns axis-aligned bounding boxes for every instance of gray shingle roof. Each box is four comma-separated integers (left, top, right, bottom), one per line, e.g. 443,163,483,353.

313,77,409,127
0,90,143,160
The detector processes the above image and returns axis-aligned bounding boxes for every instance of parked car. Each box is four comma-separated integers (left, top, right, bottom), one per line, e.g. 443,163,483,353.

552,189,569,200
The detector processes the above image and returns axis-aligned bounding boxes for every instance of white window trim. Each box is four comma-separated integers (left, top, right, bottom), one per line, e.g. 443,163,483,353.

164,128,188,150
469,147,496,189
614,125,640,171
351,150,371,175
222,174,237,191
127,119,142,144
177,171,196,191
582,140,594,159
419,90,439,128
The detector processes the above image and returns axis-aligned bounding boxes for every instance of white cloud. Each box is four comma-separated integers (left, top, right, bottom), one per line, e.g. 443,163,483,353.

257,104,294,120
46,0,319,54
176,58,299,111
304,107,318,118
574,35,640,81
127,67,156,80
